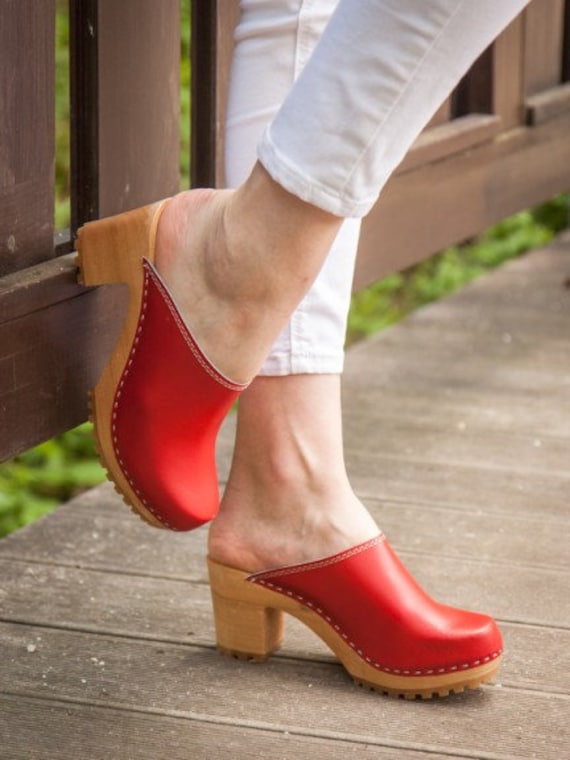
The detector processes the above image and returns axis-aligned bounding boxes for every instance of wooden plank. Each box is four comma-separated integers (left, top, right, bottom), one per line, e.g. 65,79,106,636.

491,14,525,128
0,613,564,697
0,623,568,759
0,536,567,630
0,253,83,325
347,452,568,521
523,0,565,95
526,81,570,123
367,500,568,570
398,114,500,174
341,381,570,439
191,0,241,188
0,481,565,577
355,111,570,288
1,596,568,697
0,695,476,760
97,0,181,217
0,0,55,275
346,335,570,403
346,424,569,484
0,283,126,461
0,486,210,581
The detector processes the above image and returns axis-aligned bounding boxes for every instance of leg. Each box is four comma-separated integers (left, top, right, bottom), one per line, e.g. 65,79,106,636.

155,0,530,384
209,375,378,571
155,0,528,551
202,0,528,696
211,0,375,570
225,0,360,377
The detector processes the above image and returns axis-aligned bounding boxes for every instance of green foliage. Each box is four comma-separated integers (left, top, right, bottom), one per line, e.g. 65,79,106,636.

180,0,191,189
347,195,569,343
55,8,70,228
0,424,105,538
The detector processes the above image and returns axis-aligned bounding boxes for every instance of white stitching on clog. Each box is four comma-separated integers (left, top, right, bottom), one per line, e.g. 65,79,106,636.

249,545,503,677
145,261,248,392
110,261,247,531
109,266,179,529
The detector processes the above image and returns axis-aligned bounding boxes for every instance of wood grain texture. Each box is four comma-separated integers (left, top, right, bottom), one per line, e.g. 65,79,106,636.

398,114,500,174
0,480,566,575
0,0,55,275
0,282,126,461
523,0,565,95
0,623,568,759
492,13,525,128
0,695,462,760
526,81,570,124
97,0,181,217
355,111,570,288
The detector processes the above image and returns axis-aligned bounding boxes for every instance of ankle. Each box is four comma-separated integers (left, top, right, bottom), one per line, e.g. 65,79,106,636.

225,163,343,304
209,466,379,572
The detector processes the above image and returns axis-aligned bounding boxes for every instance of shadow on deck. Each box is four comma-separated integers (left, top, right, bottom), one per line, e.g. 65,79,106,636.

1,234,569,759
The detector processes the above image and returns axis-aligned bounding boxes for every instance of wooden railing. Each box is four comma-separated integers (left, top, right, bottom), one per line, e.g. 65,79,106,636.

1,0,569,463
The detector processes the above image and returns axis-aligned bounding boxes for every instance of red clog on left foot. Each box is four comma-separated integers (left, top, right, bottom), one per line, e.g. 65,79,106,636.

77,202,248,530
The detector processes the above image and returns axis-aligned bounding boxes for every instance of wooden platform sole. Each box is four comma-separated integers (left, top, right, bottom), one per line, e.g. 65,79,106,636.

75,201,170,529
207,557,501,699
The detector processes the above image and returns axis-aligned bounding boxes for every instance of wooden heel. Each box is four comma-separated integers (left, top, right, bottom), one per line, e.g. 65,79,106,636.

74,200,170,530
210,591,283,661
208,557,284,660
76,200,168,287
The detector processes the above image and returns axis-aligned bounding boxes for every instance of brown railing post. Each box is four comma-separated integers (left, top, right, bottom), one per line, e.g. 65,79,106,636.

0,0,56,275
70,0,181,237
96,0,181,218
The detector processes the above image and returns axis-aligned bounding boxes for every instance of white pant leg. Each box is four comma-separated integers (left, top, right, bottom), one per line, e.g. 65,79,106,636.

259,0,530,217
226,0,359,375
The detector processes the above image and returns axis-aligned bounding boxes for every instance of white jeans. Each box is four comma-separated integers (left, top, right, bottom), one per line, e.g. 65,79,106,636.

225,0,529,375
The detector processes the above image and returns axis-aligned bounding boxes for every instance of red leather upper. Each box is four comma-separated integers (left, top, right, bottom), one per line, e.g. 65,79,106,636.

249,536,502,675
113,260,246,530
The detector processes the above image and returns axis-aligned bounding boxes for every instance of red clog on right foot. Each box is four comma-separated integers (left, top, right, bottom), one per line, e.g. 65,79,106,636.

208,534,503,698
77,203,248,530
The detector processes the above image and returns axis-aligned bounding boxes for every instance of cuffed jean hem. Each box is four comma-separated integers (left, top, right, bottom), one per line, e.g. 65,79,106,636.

258,135,382,219
257,351,345,376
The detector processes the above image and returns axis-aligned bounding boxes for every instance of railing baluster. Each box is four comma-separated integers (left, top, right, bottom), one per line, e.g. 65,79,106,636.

69,0,100,236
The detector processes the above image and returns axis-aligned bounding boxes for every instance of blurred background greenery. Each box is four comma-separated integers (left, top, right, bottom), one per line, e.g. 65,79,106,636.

1,2,568,537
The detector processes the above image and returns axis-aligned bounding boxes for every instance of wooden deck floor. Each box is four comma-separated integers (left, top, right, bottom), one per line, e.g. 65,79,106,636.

1,234,569,759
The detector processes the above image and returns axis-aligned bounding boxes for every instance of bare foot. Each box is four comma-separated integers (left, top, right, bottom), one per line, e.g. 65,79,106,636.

209,481,378,573
154,164,342,384
207,375,379,572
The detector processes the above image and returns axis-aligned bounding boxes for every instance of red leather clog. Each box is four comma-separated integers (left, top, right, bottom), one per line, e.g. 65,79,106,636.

76,202,248,530
208,534,503,698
